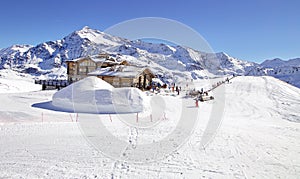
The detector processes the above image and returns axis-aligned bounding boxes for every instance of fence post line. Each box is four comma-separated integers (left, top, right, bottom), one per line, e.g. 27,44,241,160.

136,113,139,123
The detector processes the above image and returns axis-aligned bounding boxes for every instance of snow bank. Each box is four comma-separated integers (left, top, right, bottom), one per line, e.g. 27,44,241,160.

0,69,41,93
52,77,145,114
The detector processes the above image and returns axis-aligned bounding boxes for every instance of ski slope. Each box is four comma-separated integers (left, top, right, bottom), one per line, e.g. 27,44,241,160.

0,69,41,93
0,76,299,178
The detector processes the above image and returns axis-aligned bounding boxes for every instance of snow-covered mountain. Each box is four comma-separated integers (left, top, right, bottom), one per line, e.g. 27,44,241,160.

0,27,128,70
261,58,300,87
0,45,32,68
0,27,257,79
0,26,299,87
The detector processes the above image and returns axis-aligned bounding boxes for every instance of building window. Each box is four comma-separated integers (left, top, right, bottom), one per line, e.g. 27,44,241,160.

79,60,96,67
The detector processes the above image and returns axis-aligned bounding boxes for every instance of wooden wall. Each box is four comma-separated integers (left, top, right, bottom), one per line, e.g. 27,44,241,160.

67,58,154,89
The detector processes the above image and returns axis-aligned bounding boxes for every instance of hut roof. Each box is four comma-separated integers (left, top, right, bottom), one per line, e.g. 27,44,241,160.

66,54,117,63
88,65,154,78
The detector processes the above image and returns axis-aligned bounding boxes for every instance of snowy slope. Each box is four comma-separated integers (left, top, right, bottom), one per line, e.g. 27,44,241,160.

0,76,299,178
258,58,300,88
0,26,299,87
0,27,129,77
0,69,41,93
0,27,256,80
0,45,32,68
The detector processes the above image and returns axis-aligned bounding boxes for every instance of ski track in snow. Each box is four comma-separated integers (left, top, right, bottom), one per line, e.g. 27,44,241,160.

0,76,299,178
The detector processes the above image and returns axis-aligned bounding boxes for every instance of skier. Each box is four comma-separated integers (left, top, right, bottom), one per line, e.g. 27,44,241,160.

226,77,229,83
176,87,180,95
152,85,155,92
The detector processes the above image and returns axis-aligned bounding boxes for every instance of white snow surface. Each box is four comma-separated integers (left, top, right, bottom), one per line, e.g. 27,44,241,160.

0,69,41,93
52,76,146,114
76,26,123,46
0,75,299,178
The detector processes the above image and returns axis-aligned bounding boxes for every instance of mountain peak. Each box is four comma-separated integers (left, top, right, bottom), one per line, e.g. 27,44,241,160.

0,26,299,88
63,26,105,45
216,52,230,58
75,26,101,35
76,26,100,34
0,44,32,55
82,26,91,30
261,58,285,68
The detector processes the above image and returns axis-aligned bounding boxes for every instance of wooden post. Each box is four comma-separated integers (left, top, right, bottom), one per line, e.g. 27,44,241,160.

143,74,147,90
136,113,139,123
109,114,112,122
70,114,73,122
138,76,142,89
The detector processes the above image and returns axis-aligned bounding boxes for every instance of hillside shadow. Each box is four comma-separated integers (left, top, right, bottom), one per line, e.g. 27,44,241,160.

32,101,75,113
32,101,141,114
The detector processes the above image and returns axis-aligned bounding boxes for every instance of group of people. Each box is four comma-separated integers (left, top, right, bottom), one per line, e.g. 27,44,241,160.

211,77,231,89
150,82,181,95
149,75,234,98
170,83,181,95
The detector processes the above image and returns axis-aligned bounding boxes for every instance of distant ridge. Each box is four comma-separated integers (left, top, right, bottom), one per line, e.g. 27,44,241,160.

0,26,299,88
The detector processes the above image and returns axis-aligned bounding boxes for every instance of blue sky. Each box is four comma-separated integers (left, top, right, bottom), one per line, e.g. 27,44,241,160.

0,0,299,62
